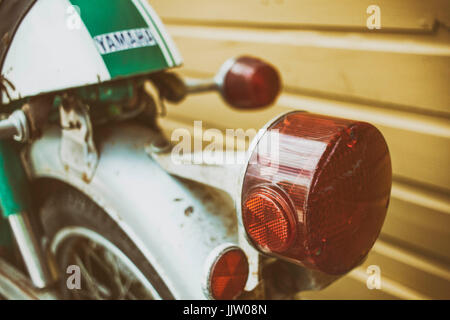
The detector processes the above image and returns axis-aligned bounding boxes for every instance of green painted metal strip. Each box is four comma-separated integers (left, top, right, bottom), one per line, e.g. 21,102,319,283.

0,141,31,217
70,0,169,78
133,0,175,67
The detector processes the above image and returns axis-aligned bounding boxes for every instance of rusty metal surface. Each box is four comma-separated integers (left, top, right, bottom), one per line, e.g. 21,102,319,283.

59,99,98,182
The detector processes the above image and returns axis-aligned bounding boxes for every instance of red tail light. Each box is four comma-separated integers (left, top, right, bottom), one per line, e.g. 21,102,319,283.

218,56,281,110
207,246,249,300
240,112,392,275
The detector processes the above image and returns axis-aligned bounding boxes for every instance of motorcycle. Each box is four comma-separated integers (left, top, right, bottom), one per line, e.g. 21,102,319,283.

0,0,392,300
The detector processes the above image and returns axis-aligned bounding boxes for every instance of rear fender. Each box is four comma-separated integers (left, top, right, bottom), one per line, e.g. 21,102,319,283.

23,122,238,299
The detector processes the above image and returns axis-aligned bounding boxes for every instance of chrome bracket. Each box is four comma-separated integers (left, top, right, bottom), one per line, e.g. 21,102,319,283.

9,109,30,142
59,101,98,182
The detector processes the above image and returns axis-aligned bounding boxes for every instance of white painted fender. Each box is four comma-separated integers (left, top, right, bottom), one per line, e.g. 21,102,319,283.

23,122,238,299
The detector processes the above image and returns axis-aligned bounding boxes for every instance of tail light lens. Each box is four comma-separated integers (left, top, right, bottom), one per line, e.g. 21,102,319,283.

207,247,249,300
218,56,281,110
240,112,392,275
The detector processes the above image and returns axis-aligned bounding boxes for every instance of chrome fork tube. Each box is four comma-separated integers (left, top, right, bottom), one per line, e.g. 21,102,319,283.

8,213,55,289
0,138,56,289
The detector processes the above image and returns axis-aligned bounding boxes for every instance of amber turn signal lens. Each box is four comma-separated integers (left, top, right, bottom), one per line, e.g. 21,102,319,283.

209,248,249,300
241,112,392,275
220,56,281,110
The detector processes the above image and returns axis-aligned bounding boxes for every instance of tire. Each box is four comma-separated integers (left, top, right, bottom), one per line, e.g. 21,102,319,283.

36,180,174,300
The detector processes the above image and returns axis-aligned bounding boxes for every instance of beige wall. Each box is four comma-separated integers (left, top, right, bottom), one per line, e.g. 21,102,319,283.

149,0,450,299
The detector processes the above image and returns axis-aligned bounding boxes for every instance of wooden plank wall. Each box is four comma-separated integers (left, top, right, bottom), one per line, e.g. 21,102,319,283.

149,0,450,299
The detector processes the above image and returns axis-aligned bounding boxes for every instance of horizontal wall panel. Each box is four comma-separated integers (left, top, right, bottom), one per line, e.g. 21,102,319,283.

383,182,450,261
166,25,450,115
370,242,450,299
150,0,450,32
299,240,450,299
299,273,401,300
161,91,450,191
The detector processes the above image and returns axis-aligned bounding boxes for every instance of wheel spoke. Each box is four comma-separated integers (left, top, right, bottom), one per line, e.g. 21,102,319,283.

118,274,135,300
105,250,127,294
73,254,104,300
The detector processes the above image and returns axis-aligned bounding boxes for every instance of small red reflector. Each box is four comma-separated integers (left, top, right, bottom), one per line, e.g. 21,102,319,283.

209,248,249,300
243,186,295,253
221,56,281,110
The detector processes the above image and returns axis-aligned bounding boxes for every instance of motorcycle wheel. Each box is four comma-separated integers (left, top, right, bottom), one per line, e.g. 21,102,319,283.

37,181,173,300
